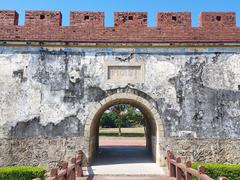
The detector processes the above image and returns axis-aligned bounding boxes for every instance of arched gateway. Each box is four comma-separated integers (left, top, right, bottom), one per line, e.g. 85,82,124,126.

0,10,240,169
84,92,165,165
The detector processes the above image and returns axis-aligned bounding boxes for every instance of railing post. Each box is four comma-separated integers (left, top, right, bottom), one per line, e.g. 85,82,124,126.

185,161,192,180
176,157,183,180
76,150,84,177
33,150,86,180
47,168,58,180
166,151,228,180
197,166,206,180
168,151,176,177
167,151,171,176
68,157,76,180
167,150,171,170
61,161,68,180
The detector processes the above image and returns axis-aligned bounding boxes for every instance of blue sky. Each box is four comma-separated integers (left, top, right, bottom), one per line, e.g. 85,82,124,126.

1,0,240,27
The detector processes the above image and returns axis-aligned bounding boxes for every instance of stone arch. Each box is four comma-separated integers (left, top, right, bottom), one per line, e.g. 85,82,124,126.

84,92,166,166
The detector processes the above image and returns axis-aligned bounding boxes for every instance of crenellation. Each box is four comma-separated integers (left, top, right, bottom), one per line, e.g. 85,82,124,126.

0,10,18,26
157,12,191,28
114,12,148,29
70,11,104,28
25,10,62,26
199,12,236,28
0,10,239,42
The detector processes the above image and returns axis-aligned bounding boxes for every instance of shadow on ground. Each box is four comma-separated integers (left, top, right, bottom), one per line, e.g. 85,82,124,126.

99,132,144,137
87,146,168,176
91,146,152,166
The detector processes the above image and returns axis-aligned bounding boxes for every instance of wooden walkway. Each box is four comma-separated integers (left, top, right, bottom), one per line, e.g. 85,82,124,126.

34,140,228,180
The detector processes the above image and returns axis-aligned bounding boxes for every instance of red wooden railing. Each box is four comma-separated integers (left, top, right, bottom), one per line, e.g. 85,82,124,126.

166,150,228,180
33,150,84,180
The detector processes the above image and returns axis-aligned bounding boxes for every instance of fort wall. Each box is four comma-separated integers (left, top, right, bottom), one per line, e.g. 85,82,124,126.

0,10,240,168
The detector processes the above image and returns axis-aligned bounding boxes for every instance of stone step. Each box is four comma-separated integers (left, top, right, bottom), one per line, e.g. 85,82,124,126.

77,175,176,180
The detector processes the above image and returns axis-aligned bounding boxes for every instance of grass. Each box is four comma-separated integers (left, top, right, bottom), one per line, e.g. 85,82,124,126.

192,162,240,180
0,166,46,180
99,127,145,140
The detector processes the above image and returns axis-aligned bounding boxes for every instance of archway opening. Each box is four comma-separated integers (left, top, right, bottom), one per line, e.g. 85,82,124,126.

96,104,151,162
85,93,165,166
98,104,147,150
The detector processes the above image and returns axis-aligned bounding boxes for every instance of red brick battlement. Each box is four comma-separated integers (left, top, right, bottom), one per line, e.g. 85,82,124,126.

0,10,239,43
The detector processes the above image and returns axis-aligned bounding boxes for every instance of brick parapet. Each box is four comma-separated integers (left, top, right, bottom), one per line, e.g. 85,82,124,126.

0,10,239,43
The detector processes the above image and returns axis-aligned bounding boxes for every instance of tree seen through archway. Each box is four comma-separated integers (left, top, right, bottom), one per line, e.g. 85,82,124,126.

99,104,145,138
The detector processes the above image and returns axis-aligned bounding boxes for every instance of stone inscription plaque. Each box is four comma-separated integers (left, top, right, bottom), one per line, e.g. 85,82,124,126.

107,65,144,83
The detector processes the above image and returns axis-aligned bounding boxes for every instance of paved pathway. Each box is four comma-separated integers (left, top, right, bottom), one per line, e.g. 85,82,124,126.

99,139,146,147
80,175,176,180
85,139,172,179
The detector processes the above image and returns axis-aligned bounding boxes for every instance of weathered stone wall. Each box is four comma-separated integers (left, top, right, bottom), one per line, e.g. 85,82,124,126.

0,46,240,167
0,137,239,169
0,137,84,168
162,138,240,164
